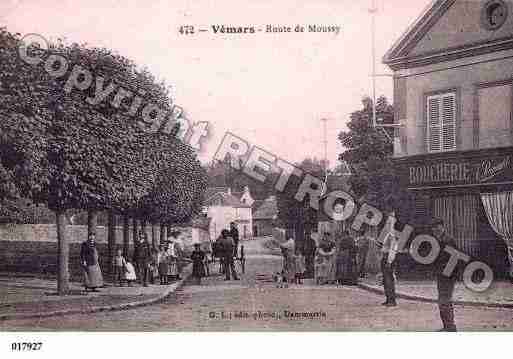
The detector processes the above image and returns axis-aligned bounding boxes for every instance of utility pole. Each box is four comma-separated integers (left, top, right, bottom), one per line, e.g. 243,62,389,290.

370,0,378,128
369,0,399,143
320,118,329,196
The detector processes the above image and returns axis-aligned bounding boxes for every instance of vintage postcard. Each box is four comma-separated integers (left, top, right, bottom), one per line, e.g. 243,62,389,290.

1,0,513,346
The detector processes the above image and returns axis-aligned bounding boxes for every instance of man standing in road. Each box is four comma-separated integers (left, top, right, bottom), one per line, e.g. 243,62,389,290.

379,215,399,307
220,229,239,281
431,218,459,332
133,231,152,287
230,222,239,258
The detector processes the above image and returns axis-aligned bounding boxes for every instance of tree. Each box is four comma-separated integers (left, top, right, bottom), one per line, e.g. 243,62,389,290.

133,132,207,247
276,157,324,252
338,96,412,218
0,28,194,293
205,156,277,200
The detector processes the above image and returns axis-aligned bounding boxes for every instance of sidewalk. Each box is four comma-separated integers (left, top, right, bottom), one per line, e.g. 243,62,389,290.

0,265,192,321
359,275,513,308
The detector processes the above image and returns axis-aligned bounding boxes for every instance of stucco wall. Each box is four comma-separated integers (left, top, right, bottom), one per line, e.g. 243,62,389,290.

207,206,253,240
0,224,158,278
396,54,513,156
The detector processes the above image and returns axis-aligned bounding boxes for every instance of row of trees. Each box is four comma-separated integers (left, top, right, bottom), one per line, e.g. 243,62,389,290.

0,28,207,294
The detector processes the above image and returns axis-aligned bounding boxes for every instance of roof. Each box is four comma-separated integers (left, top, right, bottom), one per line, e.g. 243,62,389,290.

383,0,452,64
251,199,265,211
173,216,212,230
383,0,513,70
205,187,229,201
253,196,278,220
205,191,251,208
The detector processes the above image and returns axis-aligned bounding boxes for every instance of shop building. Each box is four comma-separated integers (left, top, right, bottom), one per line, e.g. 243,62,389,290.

384,0,513,277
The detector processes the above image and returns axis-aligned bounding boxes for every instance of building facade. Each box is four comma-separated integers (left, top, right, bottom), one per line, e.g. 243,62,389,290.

384,0,513,277
204,187,253,240
252,195,278,237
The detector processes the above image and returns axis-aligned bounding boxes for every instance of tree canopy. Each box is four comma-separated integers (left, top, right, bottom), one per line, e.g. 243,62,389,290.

338,96,412,217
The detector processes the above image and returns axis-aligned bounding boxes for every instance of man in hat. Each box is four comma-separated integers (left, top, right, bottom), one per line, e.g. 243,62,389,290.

219,229,239,281
230,222,239,258
133,231,151,287
380,225,399,307
431,218,458,332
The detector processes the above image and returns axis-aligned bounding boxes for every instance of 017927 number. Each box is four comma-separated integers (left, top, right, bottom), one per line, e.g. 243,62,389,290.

11,342,43,351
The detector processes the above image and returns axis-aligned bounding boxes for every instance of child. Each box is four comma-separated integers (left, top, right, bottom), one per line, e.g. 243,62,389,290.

294,250,306,284
157,245,169,285
191,243,206,285
112,248,126,286
123,261,137,287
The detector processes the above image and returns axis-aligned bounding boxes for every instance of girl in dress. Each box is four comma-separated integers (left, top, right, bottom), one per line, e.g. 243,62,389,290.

157,245,169,285
123,261,137,287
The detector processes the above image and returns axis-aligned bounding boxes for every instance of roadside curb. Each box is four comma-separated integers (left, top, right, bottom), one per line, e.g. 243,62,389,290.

357,282,513,309
0,265,192,322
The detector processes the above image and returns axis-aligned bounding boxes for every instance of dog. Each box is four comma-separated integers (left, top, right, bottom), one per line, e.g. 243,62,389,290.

273,272,287,288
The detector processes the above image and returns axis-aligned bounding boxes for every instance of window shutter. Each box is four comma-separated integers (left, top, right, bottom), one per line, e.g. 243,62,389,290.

427,96,441,152
441,93,456,151
427,92,456,152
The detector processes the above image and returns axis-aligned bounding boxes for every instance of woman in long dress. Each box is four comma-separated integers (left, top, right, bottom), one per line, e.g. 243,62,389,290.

336,230,358,285
165,239,179,281
315,234,337,285
280,238,296,285
80,232,104,292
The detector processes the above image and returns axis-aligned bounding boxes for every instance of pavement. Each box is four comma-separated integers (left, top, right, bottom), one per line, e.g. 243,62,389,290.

359,275,513,308
1,237,513,330
2,254,513,331
0,265,192,321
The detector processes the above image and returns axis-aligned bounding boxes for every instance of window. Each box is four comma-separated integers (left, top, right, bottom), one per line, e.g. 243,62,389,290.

427,92,456,152
478,84,511,149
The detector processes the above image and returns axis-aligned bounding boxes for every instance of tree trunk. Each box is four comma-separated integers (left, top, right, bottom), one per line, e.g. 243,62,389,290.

107,211,116,275
123,215,130,258
56,210,69,295
160,224,167,244
132,218,138,247
151,223,157,248
87,210,98,237
141,219,147,236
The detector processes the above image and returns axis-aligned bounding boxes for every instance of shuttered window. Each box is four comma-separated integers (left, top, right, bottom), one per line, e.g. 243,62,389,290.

426,92,456,152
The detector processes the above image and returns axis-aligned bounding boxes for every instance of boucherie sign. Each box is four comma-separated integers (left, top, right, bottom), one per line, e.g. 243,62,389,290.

395,148,513,188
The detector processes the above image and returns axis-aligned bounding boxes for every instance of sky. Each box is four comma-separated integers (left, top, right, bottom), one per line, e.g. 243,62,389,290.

1,0,432,166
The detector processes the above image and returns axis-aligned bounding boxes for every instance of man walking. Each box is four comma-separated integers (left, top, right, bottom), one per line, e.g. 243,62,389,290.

220,229,239,281
230,222,239,258
431,218,458,332
133,231,151,287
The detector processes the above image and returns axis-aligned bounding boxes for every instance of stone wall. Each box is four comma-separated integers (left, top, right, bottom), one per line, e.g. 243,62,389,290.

0,224,158,279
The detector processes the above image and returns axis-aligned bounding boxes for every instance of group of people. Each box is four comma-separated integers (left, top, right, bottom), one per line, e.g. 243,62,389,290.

276,227,370,287
379,217,459,332
211,222,241,281
79,229,189,292
313,228,370,286
277,217,459,332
